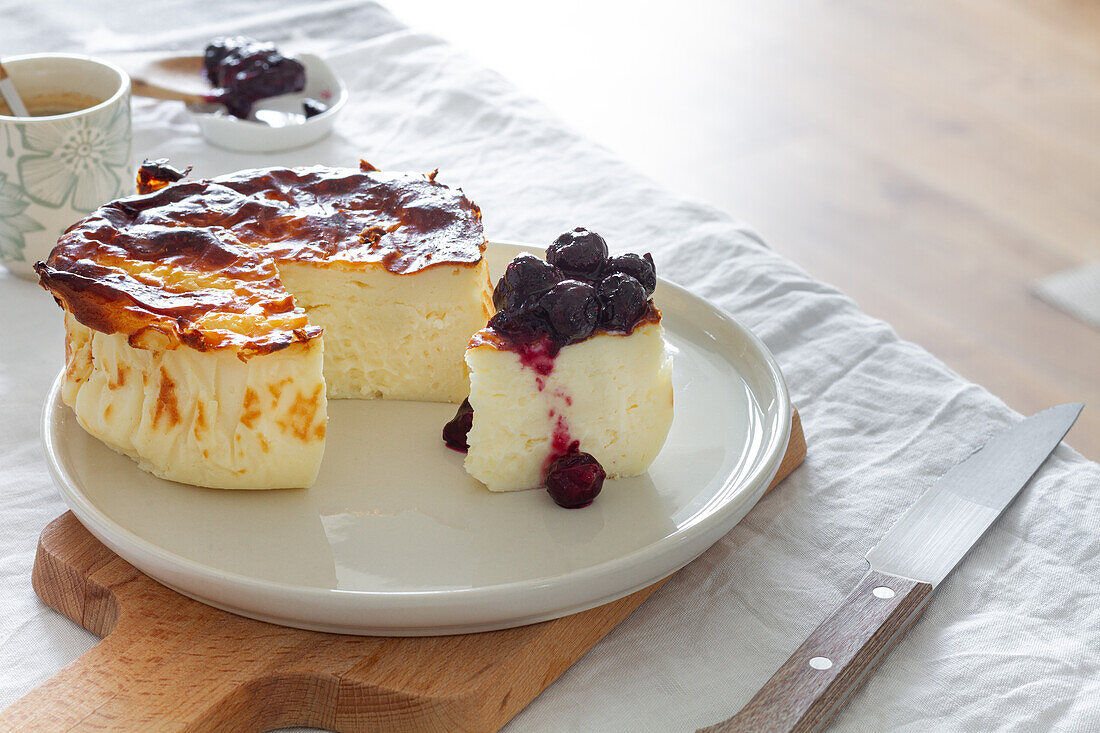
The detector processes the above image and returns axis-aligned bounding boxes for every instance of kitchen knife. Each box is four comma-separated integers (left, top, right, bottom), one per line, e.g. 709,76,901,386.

699,402,1084,733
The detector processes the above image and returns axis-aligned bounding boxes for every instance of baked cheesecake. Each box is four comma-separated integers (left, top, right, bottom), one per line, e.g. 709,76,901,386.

448,229,674,499
37,162,493,489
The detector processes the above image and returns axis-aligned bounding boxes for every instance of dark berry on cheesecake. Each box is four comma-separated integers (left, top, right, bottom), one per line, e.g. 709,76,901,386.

605,252,656,296
546,451,606,508
443,398,475,452
492,253,563,311
488,306,537,341
547,227,608,281
539,279,600,344
597,272,647,332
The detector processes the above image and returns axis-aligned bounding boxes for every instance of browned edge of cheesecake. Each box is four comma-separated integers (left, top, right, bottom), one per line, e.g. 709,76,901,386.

36,161,487,360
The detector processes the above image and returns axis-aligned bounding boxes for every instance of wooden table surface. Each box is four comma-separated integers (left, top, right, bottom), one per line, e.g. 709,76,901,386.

393,0,1100,460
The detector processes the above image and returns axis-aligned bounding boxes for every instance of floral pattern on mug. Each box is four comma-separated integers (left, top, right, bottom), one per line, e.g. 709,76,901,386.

16,100,130,213
0,172,44,263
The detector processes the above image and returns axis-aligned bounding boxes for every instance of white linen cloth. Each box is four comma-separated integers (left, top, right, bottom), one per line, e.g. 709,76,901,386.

2,2,1099,731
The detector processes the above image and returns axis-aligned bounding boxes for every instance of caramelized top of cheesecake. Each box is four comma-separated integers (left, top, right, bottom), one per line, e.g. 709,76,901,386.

36,162,486,359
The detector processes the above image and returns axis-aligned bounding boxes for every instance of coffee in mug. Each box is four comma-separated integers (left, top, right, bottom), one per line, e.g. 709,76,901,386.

0,92,105,117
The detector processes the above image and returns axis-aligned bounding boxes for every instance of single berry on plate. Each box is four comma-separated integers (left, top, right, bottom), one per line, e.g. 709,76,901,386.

606,252,656,296
597,273,647,332
539,279,599,343
547,227,608,281
546,452,606,508
442,398,474,451
493,253,563,311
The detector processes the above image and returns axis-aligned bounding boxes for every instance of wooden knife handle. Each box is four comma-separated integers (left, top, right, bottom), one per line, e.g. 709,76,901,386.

698,569,933,733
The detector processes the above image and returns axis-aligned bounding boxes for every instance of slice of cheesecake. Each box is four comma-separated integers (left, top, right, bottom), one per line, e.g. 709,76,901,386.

38,162,492,489
464,320,673,492
456,229,674,494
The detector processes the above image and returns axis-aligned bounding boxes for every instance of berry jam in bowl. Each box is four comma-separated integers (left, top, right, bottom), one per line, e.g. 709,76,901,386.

189,52,347,153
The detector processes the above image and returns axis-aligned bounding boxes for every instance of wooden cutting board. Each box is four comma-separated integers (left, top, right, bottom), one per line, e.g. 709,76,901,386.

0,410,805,733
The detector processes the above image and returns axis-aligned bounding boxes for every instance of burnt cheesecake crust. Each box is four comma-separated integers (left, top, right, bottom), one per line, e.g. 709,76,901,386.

37,162,494,489
37,161,487,359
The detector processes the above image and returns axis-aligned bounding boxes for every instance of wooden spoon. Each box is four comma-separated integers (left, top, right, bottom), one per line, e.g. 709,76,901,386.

115,52,216,105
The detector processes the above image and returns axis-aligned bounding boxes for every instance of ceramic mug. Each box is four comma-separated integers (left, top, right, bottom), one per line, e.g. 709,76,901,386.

0,54,131,279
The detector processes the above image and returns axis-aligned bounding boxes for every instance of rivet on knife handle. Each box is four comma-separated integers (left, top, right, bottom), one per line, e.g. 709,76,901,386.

697,569,932,733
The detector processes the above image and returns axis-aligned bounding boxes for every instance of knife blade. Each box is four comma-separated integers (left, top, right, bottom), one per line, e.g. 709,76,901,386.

699,403,1084,733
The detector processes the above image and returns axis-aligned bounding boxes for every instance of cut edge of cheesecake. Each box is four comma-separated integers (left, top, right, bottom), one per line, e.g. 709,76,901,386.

463,320,674,492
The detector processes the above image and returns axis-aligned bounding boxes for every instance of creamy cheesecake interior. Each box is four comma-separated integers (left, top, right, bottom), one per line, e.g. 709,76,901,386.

464,322,674,492
280,260,491,403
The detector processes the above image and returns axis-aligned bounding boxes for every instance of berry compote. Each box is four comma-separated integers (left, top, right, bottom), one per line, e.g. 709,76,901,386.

203,36,306,119
485,228,658,351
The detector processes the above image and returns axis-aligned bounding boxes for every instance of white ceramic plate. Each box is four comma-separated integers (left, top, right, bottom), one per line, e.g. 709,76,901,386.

42,242,791,636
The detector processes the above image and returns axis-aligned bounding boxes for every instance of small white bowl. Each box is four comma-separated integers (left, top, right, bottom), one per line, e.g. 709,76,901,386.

188,53,347,153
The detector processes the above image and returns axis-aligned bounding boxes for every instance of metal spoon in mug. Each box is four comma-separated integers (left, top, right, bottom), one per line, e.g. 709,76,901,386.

0,60,30,117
